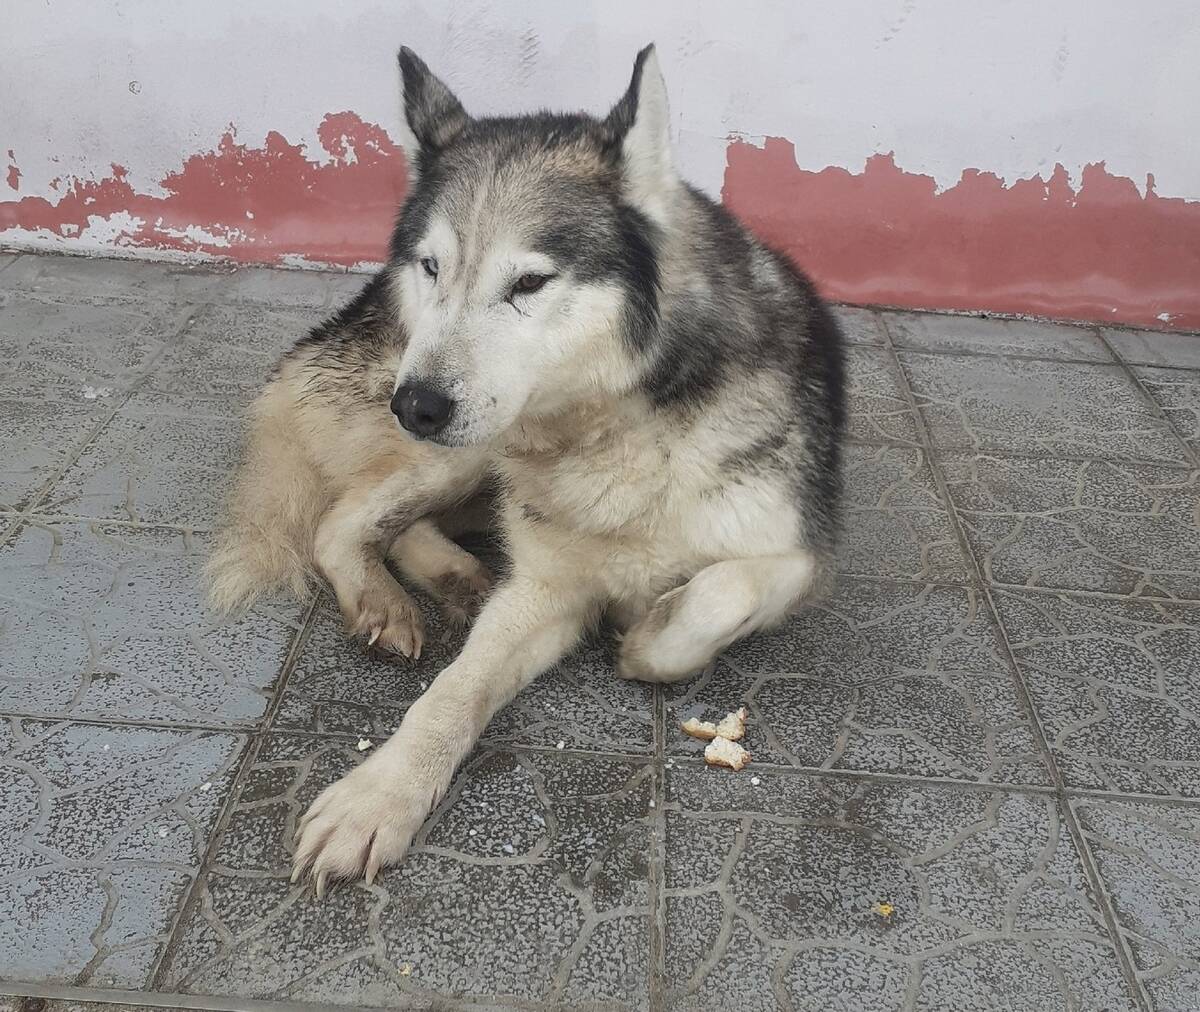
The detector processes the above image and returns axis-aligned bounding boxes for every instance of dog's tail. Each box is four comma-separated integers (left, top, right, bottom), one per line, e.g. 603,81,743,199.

205,383,326,614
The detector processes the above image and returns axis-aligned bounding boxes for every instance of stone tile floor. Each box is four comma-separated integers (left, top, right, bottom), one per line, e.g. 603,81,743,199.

0,251,1198,1012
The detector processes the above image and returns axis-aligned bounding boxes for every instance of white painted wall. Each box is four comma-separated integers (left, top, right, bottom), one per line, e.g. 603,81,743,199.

4,0,1199,212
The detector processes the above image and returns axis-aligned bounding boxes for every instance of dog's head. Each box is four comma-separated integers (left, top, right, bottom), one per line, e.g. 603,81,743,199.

387,45,674,446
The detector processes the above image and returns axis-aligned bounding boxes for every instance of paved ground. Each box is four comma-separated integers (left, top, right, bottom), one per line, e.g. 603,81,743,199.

0,251,1198,1012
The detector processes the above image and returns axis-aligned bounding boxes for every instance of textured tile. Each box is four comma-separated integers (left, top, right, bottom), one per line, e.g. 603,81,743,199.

0,292,184,398
0,520,303,725
1135,366,1200,456
276,597,654,753
162,739,651,1007
832,305,885,345
667,579,1048,784
144,303,314,397
1104,327,1200,369
994,590,1200,797
840,443,969,582
942,453,1200,599
901,351,1189,464
664,770,1135,1011
173,264,344,310
0,396,108,511
0,718,243,988
886,311,1111,361
1074,799,1200,1012
38,392,247,528
846,346,920,445
0,254,184,302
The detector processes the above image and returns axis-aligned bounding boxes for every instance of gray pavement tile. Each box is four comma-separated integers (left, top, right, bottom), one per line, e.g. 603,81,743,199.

275,597,655,754
1073,798,1200,1012
846,346,921,445
663,770,1136,1011
886,311,1111,361
1104,327,1200,370
144,303,314,398
4,1004,189,1012
0,718,244,989
840,444,969,583
0,252,17,272
0,256,188,303
0,396,109,511
38,392,248,528
900,351,1190,464
942,453,1200,599
0,293,184,399
0,520,303,725
172,264,345,310
667,579,1049,785
993,589,1200,797
832,305,886,345
1135,366,1200,456
161,740,652,1008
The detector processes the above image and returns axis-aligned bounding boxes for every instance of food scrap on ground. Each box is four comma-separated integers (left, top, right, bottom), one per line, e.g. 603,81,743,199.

681,706,747,742
704,736,752,771
356,737,373,752
872,902,895,918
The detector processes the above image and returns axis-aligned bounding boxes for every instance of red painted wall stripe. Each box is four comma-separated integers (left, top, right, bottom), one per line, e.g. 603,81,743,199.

722,137,1200,331
3,123,1198,330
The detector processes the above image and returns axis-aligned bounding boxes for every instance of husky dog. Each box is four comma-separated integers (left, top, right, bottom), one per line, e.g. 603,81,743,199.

287,44,845,892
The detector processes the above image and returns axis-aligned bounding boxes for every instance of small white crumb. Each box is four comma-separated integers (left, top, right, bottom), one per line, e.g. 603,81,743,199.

704,736,752,772
649,799,656,809
81,384,114,400
245,210,255,220
356,737,373,752
556,740,565,750
102,744,110,751
419,680,428,691
398,962,412,976
750,776,761,786
502,843,515,854
158,827,169,838
468,829,477,837
199,781,212,792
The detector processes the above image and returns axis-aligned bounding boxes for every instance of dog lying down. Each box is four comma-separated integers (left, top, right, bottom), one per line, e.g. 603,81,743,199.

208,44,845,894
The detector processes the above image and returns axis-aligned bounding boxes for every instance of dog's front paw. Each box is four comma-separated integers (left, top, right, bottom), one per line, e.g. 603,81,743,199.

291,762,436,894
344,585,425,659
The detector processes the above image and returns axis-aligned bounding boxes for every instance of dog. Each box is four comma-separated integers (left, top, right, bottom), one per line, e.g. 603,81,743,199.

273,43,847,893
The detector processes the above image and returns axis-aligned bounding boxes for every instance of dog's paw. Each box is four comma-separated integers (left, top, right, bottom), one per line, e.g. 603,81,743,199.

433,562,493,629
291,763,434,894
344,586,425,659
615,585,697,683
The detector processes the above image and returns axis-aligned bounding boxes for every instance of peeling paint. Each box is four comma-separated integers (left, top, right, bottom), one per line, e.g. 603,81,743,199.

723,137,1200,331
0,113,406,266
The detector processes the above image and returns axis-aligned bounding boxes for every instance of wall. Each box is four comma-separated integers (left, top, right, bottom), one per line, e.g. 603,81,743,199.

2,0,1198,329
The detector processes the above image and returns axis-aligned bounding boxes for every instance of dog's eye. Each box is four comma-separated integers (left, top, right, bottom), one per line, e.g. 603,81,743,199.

512,273,552,297
420,257,439,279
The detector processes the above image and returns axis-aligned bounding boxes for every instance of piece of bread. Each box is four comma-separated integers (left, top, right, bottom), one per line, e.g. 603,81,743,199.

680,717,719,741
715,707,747,741
704,736,752,771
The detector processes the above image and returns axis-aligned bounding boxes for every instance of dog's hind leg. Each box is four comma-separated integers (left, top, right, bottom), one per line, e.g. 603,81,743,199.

615,551,823,683
386,519,493,628
206,383,327,614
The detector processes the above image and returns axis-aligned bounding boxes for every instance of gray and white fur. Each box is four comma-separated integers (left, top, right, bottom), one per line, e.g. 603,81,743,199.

270,44,846,892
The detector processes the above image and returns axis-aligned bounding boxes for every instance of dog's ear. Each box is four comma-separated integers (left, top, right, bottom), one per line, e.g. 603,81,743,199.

397,47,469,171
605,44,676,219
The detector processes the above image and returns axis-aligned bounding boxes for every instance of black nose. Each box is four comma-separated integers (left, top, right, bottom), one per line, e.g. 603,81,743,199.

392,382,455,437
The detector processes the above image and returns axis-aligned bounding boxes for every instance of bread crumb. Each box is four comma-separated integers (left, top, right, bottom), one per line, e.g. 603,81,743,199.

556,740,565,750
872,902,895,918
399,962,413,976
356,738,373,752
681,717,719,740
750,776,761,786
715,707,748,741
704,736,752,771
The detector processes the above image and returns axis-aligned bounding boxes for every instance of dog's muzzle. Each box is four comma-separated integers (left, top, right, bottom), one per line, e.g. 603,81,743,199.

392,382,456,438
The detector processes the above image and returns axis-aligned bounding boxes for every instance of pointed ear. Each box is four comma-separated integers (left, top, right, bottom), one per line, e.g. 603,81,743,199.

604,44,676,217
397,47,469,170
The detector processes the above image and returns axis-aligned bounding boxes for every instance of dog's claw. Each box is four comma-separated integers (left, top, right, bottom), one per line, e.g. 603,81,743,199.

367,627,381,646
315,869,329,899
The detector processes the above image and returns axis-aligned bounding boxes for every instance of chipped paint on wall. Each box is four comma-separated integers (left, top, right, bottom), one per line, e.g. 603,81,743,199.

723,138,1200,331
0,113,406,267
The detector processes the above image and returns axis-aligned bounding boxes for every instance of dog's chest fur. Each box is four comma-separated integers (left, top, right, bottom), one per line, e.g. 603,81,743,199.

496,397,799,605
